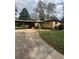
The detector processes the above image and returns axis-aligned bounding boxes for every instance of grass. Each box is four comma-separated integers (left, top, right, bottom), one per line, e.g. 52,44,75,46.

38,29,64,54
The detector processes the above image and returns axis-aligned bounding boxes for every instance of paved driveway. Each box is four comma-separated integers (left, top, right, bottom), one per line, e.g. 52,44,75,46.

15,29,64,59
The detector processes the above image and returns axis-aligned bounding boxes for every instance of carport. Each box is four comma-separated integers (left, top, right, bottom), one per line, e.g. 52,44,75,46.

15,20,41,28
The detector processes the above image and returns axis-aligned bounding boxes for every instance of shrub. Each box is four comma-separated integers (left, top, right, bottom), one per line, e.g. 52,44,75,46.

58,23,64,30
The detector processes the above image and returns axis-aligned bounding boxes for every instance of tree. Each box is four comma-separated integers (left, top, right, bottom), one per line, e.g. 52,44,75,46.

61,17,64,21
19,8,30,20
35,1,46,20
15,5,17,15
46,3,56,19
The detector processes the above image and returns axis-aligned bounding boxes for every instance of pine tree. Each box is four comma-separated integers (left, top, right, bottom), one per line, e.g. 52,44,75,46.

19,8,30,20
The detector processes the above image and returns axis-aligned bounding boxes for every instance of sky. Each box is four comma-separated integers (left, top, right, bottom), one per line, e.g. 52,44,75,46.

15,0,64,20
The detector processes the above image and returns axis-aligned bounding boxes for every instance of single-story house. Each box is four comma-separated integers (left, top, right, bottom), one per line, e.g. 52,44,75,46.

15,18,63,29
41,18,63,29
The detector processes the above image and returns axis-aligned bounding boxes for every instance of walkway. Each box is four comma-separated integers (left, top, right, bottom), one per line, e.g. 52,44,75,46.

15,29,64,59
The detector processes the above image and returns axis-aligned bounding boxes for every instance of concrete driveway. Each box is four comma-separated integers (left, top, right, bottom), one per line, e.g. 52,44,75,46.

15,29,64,59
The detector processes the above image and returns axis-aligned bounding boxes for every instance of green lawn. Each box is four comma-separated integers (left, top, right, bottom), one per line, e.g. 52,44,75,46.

38,29,64,54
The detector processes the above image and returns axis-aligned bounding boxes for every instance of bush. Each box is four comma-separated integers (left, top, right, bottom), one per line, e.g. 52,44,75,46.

58,23,64,30
15,22,21,27
58,25,64,30
35,23,42,29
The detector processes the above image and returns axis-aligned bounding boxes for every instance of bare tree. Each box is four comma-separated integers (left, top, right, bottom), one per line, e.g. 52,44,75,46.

46,3,56,19
35,1,46,20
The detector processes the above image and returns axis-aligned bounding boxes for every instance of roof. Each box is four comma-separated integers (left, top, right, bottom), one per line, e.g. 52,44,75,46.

15,20,42,23
15,18,63,23
42,18,62,22
15,20,34,22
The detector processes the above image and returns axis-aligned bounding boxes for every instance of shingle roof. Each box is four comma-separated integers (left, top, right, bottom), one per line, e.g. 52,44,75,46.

15,19,42,22
15,18,63,23
42,18,62,22
15,20,35,22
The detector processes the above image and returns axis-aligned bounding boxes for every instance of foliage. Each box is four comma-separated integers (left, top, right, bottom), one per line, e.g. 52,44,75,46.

35,23,42,29
61,17,64,21
35,1,57,20
15,22,29,29
46,3,56,19
35,1,46,20
19,8,30,20
15,22,22,27
58,23,64,30
15,6,17,15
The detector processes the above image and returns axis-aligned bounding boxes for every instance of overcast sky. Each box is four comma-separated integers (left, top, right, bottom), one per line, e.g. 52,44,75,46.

15,0,64,19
